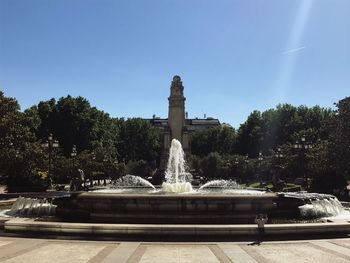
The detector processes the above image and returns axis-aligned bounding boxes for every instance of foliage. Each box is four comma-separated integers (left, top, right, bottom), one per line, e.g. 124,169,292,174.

188,153,256,183
116,118,161,166
235,104,334,156
126,160,152,179
191,126,236,156
0,90,349,196
31,96,117,157
0,92,48,192
199,152,224,180
328,97,350,179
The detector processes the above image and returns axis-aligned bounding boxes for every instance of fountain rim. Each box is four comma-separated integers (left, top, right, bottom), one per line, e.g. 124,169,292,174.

4,218,350,238
74,192,278,199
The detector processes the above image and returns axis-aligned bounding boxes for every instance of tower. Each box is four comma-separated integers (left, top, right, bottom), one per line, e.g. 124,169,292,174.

157,75,219,169
168,75,186,143
166,75,189,152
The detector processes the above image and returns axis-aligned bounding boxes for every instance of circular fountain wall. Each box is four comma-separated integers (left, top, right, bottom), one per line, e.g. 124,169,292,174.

54,191,278,224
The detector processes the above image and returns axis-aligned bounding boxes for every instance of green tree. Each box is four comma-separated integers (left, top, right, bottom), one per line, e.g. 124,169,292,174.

0,92,47,192
236,104,334,157
236,110,263,156
200,152,224,180
330,97,350,179
126,160,152,179
191,126,236,156
116,118,161,165
33,96,117,157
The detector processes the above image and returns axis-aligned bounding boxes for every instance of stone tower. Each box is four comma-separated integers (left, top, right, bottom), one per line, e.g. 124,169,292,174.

150,76,221,170
168,76,185,142
167,75,189,151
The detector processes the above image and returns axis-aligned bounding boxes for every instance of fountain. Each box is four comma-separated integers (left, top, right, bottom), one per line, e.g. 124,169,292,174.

162,139,193,193
1,140,349,239
47,139,350,224
50,139,278,223
2,138,349,238
8,197,56,217
113,174,156,189
199,179,241,190
277,192,350,219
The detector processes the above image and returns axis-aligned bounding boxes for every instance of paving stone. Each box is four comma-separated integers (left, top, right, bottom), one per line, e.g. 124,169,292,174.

136,245,220,263
219,244,257,263
2,237,350,263
310,241,350,258
101,243,140,263
2,243,105,263
0,241,12,247
330,240,350,250
242,242,350,263
87,245,116,263
0,238,46,261
208,245,232,263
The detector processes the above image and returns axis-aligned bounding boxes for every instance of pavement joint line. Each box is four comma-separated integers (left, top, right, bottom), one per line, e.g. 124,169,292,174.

329,240,350,250
101,242,140,263
0,241,13,249
125,244,146,263
0,239,47,262
310,241,350,258
239,244,270,263
87,244,117,263
208,244,232,263
0,241,107,263
308,242,350,261
218,244,258,263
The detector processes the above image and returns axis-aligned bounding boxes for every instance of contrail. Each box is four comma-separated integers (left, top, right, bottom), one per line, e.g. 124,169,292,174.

283,46,306,54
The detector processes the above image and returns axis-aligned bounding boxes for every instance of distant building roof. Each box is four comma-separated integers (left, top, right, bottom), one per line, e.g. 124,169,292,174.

145,117,221,131
188,118,220,125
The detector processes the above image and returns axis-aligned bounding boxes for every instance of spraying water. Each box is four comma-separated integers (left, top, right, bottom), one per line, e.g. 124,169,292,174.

162,139,193,193
7,196,56,217
113,174,156,189
283,192,350,219
199,179,241,190
299,198,345,218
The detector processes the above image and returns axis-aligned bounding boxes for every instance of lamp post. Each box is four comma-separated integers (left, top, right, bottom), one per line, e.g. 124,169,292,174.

275,148,283,162
88,152,95,187
272,147,284,191
43,134,59,189
258,151,264,185
275,147,284,175
232,158,239,183
244,154,249,182
102,156,107,186
71,144,77,169
294,137,312,189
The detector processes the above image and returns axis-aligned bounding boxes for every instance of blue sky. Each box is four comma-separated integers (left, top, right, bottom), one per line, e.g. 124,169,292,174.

1,0,349,128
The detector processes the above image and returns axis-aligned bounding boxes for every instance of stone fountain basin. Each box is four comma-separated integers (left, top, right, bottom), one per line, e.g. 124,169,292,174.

54,192,278,224
4,218,350,237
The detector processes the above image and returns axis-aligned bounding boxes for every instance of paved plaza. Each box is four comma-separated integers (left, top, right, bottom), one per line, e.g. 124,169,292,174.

1,236,350,263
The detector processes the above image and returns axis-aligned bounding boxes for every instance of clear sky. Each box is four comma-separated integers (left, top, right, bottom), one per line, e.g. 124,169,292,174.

1,0,349,128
